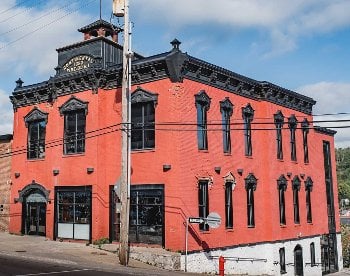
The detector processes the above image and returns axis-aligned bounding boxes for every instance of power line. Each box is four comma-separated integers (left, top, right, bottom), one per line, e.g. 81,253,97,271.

0,0,46,24
0,1,80,37
0,0,96,51
0,0,32,16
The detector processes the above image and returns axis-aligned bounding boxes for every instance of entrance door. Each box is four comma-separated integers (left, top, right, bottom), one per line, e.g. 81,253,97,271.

294,245,304,276
27,202,46,236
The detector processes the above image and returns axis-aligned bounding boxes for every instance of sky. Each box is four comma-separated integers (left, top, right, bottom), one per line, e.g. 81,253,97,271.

0,0,349,148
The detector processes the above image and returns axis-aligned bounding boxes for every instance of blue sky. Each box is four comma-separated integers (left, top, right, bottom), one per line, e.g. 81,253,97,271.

0,0,350,147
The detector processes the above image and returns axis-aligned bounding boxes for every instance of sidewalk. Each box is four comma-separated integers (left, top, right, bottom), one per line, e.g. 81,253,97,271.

0,232,188,275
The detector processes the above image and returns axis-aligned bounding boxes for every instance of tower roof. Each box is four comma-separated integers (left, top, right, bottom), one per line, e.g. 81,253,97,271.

78,19,122,38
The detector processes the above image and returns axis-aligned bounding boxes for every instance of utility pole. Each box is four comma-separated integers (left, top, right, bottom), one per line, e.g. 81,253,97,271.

113,0,131,266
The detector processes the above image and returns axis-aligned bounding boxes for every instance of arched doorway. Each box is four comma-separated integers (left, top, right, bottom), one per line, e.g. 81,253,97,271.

16,182,50,236
294,245,304,276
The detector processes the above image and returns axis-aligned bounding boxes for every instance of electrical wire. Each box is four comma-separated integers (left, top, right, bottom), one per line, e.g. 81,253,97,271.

0,0,32,16
0,0,97,51
0,1,80,37
0,0,47,24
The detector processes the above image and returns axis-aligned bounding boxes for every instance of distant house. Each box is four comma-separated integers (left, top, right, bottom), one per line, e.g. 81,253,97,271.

8,18,341,275
0,134,13,232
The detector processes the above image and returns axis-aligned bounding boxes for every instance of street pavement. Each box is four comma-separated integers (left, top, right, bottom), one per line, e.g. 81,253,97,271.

0,232,194,275
0,232,350,275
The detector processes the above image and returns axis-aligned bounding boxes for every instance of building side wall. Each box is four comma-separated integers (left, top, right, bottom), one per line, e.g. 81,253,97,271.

0,139,12,232
181,235,324,275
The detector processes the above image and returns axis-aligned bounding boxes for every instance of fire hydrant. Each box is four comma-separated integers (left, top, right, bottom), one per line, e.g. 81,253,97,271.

219,256,225,276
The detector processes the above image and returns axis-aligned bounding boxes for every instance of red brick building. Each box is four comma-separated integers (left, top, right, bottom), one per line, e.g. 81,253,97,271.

8,19,341,275
0,134,13,232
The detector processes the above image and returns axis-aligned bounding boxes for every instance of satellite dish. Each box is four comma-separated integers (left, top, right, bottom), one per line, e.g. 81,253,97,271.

206,212,221,229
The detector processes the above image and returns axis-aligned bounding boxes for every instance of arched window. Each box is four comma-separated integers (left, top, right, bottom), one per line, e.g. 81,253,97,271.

294,245,304,276
24,108,48,159
195,90,211,150
274,111,284,160
292,176,301,224
245,173,257,227
288,115,298,161
220,98,233,154
242,104,254,156
277,175,288,225
305,177,313,223
301,119,309,163
59,96,88,155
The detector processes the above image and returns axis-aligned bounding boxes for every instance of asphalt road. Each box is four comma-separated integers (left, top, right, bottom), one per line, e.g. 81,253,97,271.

0,253,187,276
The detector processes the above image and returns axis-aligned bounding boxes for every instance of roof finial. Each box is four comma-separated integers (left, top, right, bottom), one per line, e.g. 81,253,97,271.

15,78,23,89
171,38,181,51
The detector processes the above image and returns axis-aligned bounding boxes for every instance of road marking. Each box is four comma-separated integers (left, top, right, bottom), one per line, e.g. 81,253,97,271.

16,268,92,276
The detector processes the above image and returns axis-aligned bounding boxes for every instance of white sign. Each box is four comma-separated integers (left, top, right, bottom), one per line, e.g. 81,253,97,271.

189,217,204,224
206,212,221,229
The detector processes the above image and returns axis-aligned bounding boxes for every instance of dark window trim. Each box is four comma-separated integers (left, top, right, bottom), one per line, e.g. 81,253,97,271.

198,180,209,231
288,115,298,161
274,111,284,160
245,173,257,227
279,247,287,274
220,97,233,154
305,176,313,223
277,175,288,225
242,104,254,156
292,176,301,224
310,242,316,266
302,118,309,163
225,181,234,228
195,90,211,150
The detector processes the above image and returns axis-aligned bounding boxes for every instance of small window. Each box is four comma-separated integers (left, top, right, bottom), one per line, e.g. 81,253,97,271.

274,111,284,160
130,88,158,150
242,104,254,156
302,119,309,163
220,98,233,154
59,97,88,155
305,177,313,223
195,90,211,150
277,175,288,225
24,108,48,160
288,115,298,161
225,181,233,228
279,247,286,274
245,173,257,227
310,242,316,266
198,180,209,231
292,176,301,224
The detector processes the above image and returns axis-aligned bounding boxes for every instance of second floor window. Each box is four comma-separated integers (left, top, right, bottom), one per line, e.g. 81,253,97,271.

59,97,88,155
277,175,288,225
302,118,309,163
288,115,298,161
242,104,254,156
279,247,286,274
245,173,257,227
24,108,48,160
292,176,301,224
131,88,158,150
274,111,284,160
198,180,209,231
195,90,211,150
220,98,233,154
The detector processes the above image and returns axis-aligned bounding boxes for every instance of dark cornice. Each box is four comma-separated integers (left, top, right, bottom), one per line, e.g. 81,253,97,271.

11,46,316,115
78,19,118,33
314,126,337,136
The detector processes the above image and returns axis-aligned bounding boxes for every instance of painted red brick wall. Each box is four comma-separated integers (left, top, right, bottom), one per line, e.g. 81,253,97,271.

10,77,339,251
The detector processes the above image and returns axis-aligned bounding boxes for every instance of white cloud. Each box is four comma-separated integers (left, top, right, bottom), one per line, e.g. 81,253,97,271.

0,89,12,135
297,82,350,148
132,0,350,56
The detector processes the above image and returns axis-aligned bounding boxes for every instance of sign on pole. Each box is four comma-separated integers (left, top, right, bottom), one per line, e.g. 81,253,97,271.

206,212,221,229
188,217,204,224
113,0,125,17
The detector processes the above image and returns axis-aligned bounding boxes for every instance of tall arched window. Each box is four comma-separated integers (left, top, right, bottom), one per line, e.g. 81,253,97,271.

292,176,301,224
220,97,233,154
277,175,288,225
195,90,211,150
242,104,254,156
245,173,257,227
294,245,304,276
288,115,298,161
274,111,284,160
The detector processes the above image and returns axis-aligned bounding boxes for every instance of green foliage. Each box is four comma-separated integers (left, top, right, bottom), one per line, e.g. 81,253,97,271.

336,148,350,201
341,224,350,267
93,237,110,248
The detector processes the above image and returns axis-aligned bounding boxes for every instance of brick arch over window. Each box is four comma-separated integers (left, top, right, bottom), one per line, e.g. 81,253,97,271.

15,180,50,203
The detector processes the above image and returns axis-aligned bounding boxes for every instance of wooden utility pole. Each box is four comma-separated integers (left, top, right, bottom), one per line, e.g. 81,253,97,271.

113,0,131,266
